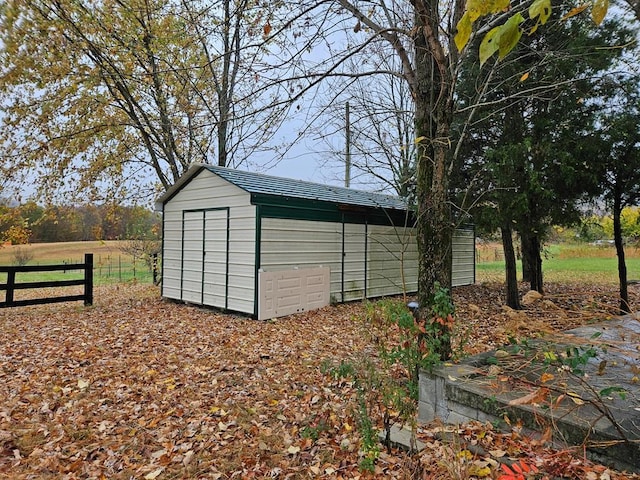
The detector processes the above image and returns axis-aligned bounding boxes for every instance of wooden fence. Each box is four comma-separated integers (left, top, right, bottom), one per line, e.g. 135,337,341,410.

0,253,93,308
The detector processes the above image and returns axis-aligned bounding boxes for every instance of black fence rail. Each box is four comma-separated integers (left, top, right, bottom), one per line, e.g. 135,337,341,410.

0,253,93,308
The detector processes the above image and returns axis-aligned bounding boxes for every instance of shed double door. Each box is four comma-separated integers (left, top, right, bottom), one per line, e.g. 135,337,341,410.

181,209,229,308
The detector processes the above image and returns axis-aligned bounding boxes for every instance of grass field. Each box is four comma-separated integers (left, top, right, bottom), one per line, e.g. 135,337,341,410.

0,241,156,285
476,242,640,284
2,240,638,288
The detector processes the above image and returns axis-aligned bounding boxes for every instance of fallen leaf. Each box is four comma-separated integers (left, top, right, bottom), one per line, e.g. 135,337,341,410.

508,387,549,406
540,372,554,383
568,391,585,405
144,468,164,480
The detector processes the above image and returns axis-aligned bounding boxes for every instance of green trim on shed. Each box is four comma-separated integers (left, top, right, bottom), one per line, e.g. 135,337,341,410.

254,205,262,318
252,193,414,227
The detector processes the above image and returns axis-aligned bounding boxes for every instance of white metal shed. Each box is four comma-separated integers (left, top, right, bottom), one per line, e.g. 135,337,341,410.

156,164,475,319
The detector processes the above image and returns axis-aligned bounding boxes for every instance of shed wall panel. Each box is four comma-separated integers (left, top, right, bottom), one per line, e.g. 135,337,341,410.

181,212,205,304
452,229,475,287
367,225,418,297
260,218,344,301
260,218,424,303
342,223,366,301
161,170,256,314
202,210,228,308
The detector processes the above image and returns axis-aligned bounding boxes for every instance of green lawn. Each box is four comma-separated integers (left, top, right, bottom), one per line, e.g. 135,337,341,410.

3,240,638,288
476,243,640,284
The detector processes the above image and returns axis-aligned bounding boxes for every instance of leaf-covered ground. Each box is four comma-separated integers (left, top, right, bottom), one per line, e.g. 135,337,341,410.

1,282,638,479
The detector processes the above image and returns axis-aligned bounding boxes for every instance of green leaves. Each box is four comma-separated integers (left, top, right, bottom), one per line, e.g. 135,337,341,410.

479,13,524,66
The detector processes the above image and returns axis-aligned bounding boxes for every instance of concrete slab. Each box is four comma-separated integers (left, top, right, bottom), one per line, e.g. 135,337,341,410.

419,314,640,473
379,423,426,453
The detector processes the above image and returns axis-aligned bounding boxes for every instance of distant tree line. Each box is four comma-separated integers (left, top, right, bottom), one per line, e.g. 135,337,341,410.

0,201,160,245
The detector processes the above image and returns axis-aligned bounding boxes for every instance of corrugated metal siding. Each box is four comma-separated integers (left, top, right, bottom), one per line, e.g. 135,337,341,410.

342,223,366,301
161,210,185,301
181,211,205,304
452,228,475,287
260,218,426,303
161,170,256,314
260,218,344,301
202,210,228,308
367,225,418,297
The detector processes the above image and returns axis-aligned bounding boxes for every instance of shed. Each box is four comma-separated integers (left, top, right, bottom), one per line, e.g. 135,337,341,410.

156,163,475,319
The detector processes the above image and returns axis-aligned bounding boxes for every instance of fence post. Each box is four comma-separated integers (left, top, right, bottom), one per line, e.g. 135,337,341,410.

152,253,158,285
84,253,93,306
6,270,15,307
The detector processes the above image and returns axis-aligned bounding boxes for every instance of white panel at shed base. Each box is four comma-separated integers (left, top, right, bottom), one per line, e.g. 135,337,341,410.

258,267,330,320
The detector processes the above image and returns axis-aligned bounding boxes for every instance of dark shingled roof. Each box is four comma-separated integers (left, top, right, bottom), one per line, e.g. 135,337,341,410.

204,165,408,211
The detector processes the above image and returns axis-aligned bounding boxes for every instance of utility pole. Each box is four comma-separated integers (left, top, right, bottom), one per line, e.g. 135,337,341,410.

345,102,351,188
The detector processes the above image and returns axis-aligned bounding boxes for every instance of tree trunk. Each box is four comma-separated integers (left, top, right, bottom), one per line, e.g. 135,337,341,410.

501,224,521,309
521,231,543,294
520,236,531,283
217,0,233,168
613,194,630,313
414,1,454,361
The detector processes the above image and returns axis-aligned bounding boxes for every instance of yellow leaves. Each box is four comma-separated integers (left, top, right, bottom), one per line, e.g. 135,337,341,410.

519,72,530,82
591,0,609,25
465,0,510,21
460,0,611,63
568,391,585,405
209,406,228,416
469,462,493,477
457,449,473,460
529,0,552,34
562,3,590,21
455,12,473,53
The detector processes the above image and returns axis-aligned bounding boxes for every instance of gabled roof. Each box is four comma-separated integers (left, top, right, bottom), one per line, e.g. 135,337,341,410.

156,163,408,211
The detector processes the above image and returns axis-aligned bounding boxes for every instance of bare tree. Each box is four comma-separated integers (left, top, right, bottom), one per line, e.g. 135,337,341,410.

313,53,417,197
